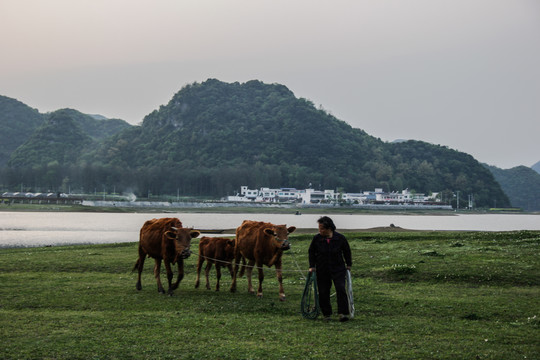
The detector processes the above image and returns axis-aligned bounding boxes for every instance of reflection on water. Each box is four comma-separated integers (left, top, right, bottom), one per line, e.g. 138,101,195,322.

0,211,539,247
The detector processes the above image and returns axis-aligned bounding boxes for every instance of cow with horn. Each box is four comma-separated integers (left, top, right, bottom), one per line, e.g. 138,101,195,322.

133,217,200,295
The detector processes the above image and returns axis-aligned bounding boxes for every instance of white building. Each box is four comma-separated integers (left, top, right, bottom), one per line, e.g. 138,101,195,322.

226,186,443,205
342,193,366,204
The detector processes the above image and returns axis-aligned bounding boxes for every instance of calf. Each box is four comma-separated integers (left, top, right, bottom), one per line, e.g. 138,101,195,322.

195,236,235,291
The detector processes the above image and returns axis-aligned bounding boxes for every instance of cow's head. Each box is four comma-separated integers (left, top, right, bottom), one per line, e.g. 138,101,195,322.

224,239,236,259
165,227,201,262
264,225,296,250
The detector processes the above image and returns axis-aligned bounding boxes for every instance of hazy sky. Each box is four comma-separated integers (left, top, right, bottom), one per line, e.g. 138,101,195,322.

1,0,539,169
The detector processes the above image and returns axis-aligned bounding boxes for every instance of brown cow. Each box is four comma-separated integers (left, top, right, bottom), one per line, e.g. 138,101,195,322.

195,236,235,291
133,217,200,295
230,220,296,301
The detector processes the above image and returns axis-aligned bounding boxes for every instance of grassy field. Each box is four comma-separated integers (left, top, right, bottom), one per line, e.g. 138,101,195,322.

1,230,539,359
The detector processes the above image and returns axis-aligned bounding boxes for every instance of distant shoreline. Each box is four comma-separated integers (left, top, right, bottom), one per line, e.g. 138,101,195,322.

2,202,535,217
0,202,462,216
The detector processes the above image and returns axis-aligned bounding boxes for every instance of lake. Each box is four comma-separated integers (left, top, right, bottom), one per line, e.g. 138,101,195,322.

0,211,538,247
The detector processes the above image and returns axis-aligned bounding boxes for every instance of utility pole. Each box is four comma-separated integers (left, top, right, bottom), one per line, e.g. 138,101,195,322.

456,191,460,211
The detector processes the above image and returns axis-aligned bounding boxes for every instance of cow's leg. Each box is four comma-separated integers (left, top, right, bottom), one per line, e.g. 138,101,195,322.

275,260,286,301
205,262,213,290
195,256,204,289
246,259,256,295
164,260,175,295
154,258,165,294
170,259,184,293
256,261,265,298
215,263,222,291
230,253,242,293
134,247,146,291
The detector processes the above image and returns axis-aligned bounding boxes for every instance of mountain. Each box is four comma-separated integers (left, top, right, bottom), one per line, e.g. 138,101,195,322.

1,79,511,208
8,109,131,168
532,161,540,175
81,79,508,207
0,95,44,166
55,109,131,140
485,164,540,211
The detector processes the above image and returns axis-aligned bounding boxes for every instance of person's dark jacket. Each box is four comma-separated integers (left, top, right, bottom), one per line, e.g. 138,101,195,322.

308,231,352,273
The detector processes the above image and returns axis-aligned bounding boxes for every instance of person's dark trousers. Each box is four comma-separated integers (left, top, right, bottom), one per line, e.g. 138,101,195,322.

317,269,349,317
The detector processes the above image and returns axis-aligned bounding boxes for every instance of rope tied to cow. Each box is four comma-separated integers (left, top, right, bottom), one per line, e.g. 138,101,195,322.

189,250,309,275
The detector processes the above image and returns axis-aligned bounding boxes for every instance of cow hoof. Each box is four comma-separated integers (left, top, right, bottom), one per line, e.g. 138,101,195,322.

136,283,142,291
257,294,263,299
158,288,165,294
279,296,286,302
230,287,236,293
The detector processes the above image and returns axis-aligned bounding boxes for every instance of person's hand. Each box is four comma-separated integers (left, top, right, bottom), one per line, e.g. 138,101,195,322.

309,267,315,273
346,266,351,271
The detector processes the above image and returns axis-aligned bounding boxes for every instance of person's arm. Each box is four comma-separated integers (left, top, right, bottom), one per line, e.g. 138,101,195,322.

308,236,318,272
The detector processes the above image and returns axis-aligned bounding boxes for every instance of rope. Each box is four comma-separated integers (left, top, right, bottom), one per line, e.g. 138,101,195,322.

346,269,355,319
190,250,308,274
300,271,320,320
288,249,307,281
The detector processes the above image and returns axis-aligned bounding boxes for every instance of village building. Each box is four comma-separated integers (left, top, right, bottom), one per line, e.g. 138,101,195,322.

225,186,441,205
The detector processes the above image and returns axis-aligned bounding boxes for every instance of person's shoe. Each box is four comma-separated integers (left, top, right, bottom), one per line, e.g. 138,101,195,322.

323,315,332,322
339,314,349,322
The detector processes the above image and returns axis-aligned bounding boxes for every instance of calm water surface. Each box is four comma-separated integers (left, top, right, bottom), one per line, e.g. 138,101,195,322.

0,211,538,247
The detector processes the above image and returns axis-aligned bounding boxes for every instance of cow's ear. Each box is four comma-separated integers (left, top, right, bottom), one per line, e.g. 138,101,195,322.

264,228,276,236
190,230,201,238
165,231,176,239
287,226,296,234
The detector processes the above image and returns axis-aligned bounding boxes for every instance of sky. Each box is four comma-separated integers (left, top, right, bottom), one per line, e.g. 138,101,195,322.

1,0,539,169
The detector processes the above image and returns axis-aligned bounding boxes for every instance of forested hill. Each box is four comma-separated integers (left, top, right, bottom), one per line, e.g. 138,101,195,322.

485,164,540,211
2,80,510,208
7,108,131,167
0,95,44,166
82,79,507,208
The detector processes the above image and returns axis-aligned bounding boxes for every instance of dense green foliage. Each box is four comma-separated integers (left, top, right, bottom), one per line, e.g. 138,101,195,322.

3,108,130,193
486,164,540,211
1,80,510,207
1,230,539,359
7,109,131,168
8,109,93,167
0,95,44,166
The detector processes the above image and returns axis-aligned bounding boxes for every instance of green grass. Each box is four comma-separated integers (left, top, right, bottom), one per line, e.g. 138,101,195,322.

1,231,539,359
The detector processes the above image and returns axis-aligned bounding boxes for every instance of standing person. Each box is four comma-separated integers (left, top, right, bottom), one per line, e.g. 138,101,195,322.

308,216,352,322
